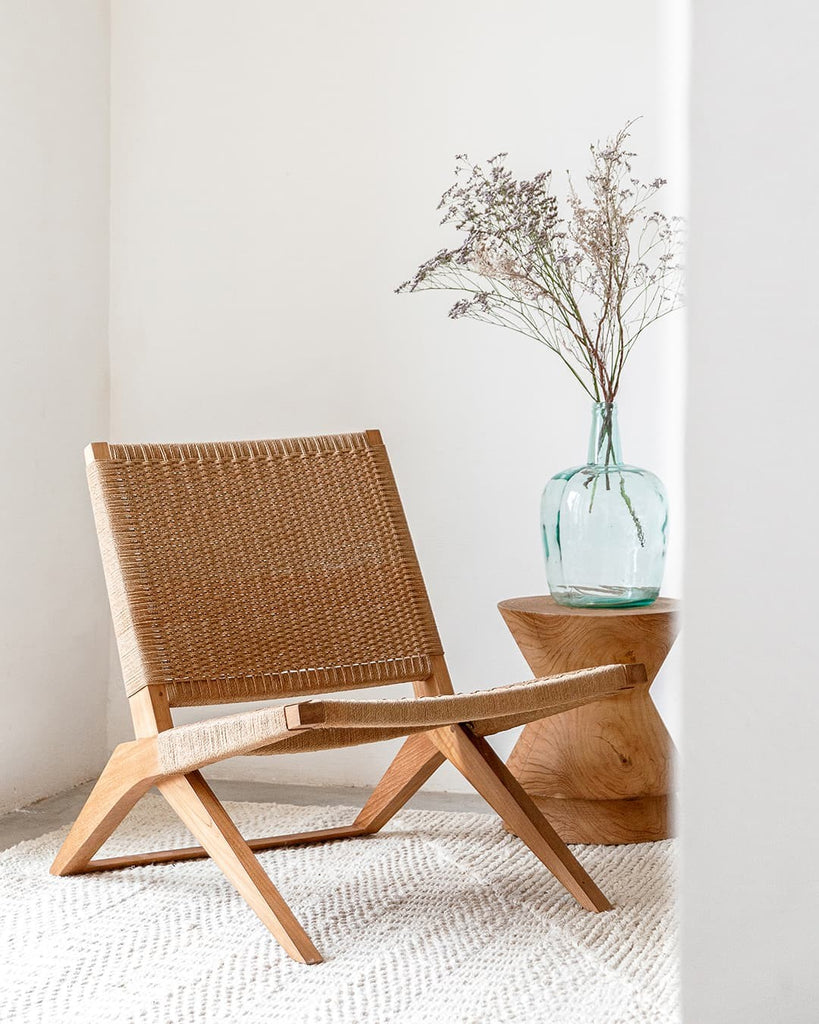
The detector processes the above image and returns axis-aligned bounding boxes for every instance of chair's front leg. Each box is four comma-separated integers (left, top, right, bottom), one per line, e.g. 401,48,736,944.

429,724,612,913
158,771,323,965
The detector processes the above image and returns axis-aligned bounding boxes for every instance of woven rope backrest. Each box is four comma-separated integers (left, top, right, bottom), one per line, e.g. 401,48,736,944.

87,432,443,706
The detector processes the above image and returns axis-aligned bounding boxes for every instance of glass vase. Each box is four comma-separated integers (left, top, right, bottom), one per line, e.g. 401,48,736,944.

541,402,668,608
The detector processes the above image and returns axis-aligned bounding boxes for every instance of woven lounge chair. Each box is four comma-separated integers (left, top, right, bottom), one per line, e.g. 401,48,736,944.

52,430,646,963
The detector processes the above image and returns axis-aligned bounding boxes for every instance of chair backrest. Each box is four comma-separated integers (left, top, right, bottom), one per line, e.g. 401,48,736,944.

86,430,444,707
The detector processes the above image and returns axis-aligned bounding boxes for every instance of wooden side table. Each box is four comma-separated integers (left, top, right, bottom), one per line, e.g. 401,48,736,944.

498,596,679,845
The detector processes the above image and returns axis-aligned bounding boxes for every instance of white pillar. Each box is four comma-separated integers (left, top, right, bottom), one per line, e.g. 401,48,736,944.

685,3,819,1020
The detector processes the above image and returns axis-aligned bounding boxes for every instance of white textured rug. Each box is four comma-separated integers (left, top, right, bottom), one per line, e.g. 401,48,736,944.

0,796,678,1024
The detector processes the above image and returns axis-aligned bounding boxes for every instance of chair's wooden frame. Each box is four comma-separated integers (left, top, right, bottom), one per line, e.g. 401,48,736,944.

52,654,625,964
51,432,636,964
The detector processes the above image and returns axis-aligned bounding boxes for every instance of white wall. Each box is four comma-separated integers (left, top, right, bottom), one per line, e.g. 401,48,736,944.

684,2,819,1020
108,0,683,793
0,1,110,813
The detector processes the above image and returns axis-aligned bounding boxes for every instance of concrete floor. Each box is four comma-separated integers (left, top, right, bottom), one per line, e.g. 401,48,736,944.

0,778,488,854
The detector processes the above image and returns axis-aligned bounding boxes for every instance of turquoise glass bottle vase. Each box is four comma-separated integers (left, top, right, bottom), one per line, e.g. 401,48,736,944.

541,402,668,608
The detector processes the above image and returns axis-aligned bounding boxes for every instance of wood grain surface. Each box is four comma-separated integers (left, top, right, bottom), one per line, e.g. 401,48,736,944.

499,596,680,844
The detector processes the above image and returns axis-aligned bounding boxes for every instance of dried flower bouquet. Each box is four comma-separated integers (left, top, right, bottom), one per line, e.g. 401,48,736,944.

398,125,683,596
397,122,683,418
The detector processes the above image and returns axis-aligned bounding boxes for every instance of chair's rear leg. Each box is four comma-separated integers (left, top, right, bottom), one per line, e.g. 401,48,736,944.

354,733,445,834
429,724,612,913
158,771,323,965
51,742,157,877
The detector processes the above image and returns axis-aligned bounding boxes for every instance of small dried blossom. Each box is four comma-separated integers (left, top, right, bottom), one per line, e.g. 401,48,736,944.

397,122,684,403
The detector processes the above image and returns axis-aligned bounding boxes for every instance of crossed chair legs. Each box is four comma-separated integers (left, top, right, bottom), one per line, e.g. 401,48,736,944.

51,725,611,964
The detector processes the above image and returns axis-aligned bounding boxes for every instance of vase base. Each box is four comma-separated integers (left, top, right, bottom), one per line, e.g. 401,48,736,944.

549,585,660,609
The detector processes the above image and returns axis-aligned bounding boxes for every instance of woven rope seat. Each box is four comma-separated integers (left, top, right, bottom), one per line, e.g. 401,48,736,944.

156,664,640,775
53,429,648,964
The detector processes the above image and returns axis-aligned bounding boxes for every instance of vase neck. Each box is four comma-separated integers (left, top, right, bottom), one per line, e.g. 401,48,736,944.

587,402,622,466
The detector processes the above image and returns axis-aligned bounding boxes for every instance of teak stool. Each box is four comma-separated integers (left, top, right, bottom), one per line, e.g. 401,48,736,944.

499,596,680,845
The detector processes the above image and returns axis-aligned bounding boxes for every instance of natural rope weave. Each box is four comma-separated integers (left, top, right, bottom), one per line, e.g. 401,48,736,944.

155,665,639,775
285,664,637,731
87,433,443,704
157,706,291,775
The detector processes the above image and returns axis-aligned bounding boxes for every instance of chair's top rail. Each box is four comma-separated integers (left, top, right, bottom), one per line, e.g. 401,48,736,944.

85,430,383,466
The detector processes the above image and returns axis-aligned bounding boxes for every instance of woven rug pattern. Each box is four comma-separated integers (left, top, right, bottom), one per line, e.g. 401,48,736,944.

0,797,679,1024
